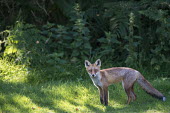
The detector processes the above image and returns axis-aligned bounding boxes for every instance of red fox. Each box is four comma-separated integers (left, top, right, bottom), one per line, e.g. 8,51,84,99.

85,59,166,106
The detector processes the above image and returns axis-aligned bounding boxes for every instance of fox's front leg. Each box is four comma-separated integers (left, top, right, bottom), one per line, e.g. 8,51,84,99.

98,86,104,104
103,86,108,106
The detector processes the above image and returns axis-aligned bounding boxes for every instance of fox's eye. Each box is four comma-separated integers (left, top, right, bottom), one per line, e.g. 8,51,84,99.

94,69,98,73
88,70,92,73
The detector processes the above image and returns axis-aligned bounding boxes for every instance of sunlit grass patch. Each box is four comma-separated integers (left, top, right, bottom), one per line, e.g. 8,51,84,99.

57,100,78,112
0,78,170,113
0,59,170,112
0,59,28,83
3,104,21,113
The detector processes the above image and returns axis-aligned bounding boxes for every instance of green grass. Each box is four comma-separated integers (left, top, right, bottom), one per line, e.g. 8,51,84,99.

0,59,170,113
0,79,170,113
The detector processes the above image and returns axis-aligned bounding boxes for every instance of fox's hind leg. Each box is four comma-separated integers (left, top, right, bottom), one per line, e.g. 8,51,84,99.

122,79,136,104
122,81,131,104
130,83,137,101
125,88,132,104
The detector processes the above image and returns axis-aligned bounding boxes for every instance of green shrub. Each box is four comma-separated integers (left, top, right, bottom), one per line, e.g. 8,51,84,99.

1,1,170,83
0,3,92,82
2,22,47,66
87,1,170,70
42,4,92,60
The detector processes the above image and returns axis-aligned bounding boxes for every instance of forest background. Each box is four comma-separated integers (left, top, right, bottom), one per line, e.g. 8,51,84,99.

0,0,170,112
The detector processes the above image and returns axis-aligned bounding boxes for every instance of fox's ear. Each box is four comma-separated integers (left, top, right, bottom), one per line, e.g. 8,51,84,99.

95,59,101,67
85,60,91,68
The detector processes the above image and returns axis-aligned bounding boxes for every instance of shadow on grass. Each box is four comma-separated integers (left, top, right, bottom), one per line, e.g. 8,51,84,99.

0,80,65,112
0,79,169,113
0,80,104,113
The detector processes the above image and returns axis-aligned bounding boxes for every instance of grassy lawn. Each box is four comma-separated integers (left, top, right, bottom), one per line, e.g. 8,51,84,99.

0,79,170,113
0,60,170,113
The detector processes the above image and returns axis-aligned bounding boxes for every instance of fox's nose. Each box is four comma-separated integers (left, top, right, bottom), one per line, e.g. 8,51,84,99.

92,74,95,77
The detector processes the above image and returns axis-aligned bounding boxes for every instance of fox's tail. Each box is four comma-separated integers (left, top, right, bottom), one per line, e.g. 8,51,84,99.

137,75,166,101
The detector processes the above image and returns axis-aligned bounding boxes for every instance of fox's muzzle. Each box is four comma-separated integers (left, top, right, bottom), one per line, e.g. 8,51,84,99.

92,74,96,77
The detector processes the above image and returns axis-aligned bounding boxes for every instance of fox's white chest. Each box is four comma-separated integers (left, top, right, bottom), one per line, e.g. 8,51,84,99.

91,75,102,87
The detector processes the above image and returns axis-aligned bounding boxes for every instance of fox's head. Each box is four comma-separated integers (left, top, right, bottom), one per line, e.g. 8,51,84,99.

85,59,101,78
